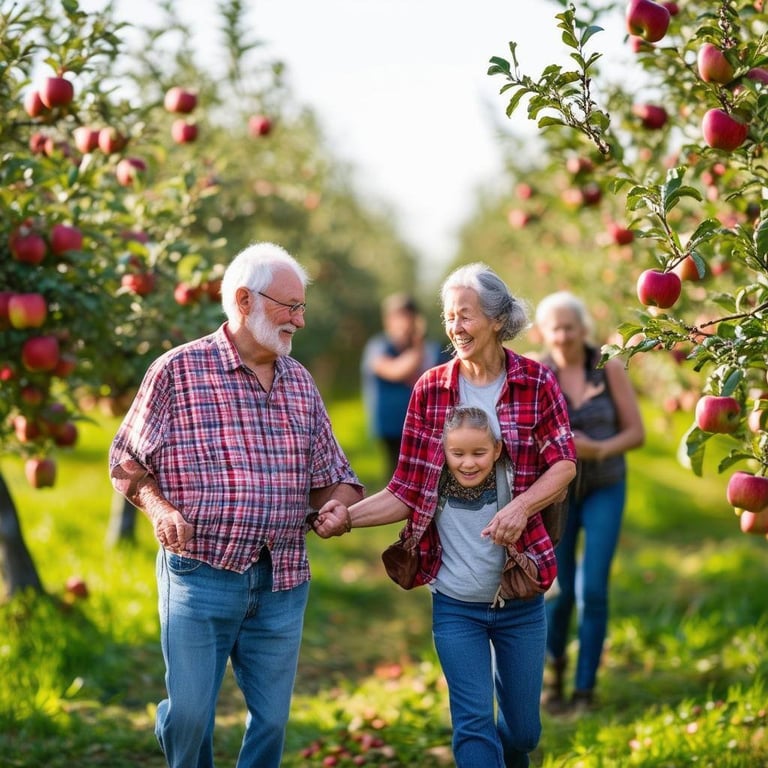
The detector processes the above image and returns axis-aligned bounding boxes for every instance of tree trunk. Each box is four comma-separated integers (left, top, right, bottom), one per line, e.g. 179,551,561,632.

0,470,44,598
105,490,139,546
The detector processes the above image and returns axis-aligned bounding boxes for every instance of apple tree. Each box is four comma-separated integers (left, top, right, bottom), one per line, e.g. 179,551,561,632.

0,0,231,594
485,0,768,538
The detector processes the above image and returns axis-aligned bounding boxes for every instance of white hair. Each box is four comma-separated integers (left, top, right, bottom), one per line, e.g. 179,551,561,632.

220,242,310,323
534,291,594,337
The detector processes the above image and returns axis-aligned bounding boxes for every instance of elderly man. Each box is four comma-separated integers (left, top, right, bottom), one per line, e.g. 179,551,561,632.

109,241,363,768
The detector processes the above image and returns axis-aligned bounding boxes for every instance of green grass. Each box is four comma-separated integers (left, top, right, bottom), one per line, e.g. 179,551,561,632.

1,398,767,767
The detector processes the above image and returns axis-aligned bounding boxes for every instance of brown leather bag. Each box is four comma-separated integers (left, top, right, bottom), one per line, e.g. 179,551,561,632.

381,536,419,589
498,548,546,601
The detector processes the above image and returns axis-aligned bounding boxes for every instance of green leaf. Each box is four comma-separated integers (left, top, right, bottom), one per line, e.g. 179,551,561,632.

721,368,744,397
684,425,710,477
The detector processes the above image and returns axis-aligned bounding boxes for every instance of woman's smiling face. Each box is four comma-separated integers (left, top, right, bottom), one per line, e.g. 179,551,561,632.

442,286,500,362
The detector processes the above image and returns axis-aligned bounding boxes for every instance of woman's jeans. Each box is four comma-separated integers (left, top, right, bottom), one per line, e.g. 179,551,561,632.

545,479,626,692
432,590,546,768
154,548,309,768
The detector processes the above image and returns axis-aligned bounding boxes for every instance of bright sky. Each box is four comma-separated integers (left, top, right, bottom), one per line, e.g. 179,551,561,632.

86,0,628,276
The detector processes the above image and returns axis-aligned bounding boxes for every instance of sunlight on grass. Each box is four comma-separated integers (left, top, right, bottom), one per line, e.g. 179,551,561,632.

1,397,767,767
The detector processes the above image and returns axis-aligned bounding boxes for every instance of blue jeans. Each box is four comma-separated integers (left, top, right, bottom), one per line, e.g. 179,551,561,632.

154,548,309,768
432,590,546,768
545,479,626,691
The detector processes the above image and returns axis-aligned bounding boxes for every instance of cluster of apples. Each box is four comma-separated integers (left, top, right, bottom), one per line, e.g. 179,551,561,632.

627,0,767,154
694,394,768,538
164,86,199,144
24,70,150,188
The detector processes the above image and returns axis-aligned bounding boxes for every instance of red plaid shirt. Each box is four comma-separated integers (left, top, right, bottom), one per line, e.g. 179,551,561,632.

386,349,576,589
109,324,362,589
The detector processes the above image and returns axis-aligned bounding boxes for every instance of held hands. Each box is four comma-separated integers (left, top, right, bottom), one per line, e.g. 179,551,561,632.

153,508,195,554
311,499,352,538
481,502,528,547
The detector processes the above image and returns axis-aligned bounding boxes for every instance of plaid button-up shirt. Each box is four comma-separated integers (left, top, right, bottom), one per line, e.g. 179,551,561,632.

386,349,576,589
109,323,362,590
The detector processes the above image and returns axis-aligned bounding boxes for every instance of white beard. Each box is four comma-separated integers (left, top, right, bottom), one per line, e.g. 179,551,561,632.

246,310,292,356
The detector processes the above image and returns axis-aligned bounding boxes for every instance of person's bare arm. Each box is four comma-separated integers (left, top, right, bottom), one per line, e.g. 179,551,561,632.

573,359,645,460
481,459,577,546
110,460,194,552
313,488,410,538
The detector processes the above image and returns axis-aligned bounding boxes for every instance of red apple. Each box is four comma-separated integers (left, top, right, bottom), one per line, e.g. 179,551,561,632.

97,126,126,154
53,421,79,447
565,156,594,175
740,509,768,534
25,457,56,488
507,208,532,229
608,222,634,245
65,575,89,598
20,384,46,406
10,229,47,264
29,132,48,154
662,1,679,14
248,114,272,137
702,109,748,151
116,156,147,186
21,335,60,372
636,269,681,308
694,395,740,433
0,292,13,328
38,76,74,109
580,182,602,206
72,125,100,153
23,89,47,117
164,86,197,114
748,404,768,433
173,282,203,305
50,223,83,255
202,279,222,301
13,415,41,442
746,67,768,85
121,272,157,296
626,0,671,43
632,103,668,129
171,119,198,144
727,471,768,511
515,182,534,199
697,43,735,84
53,352,77,378
8,293,47,329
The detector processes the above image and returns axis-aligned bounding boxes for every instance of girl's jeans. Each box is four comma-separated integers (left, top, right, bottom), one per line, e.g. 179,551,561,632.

432,590,546,768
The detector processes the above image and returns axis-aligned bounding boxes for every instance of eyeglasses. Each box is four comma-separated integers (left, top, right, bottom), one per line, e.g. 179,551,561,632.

256,290,306,315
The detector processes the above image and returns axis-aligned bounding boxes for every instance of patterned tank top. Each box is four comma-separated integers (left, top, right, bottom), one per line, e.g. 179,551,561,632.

542,345,626,499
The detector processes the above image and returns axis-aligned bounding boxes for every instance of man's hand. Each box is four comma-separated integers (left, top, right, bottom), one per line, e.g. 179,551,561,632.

153,508,195,553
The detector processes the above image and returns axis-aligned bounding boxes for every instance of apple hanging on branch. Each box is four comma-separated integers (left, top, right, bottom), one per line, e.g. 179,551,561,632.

38,75,74,109
726,471,768,512
25,457,57,489
701,109,748,151
636,268,681,308
696,43,735,84
625,0,671,43
694,395,741,434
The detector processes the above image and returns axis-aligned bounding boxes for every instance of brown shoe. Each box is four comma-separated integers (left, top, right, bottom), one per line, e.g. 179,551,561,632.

541,656,568,714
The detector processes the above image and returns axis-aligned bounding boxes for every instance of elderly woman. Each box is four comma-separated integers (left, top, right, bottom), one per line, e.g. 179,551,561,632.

534,291,644,714
317,263,576,768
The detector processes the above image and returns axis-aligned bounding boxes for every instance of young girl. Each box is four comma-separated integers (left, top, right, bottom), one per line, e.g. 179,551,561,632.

434,405,546,609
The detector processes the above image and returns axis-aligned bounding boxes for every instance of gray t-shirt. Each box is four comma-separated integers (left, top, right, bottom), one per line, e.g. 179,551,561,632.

431,488,507,603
